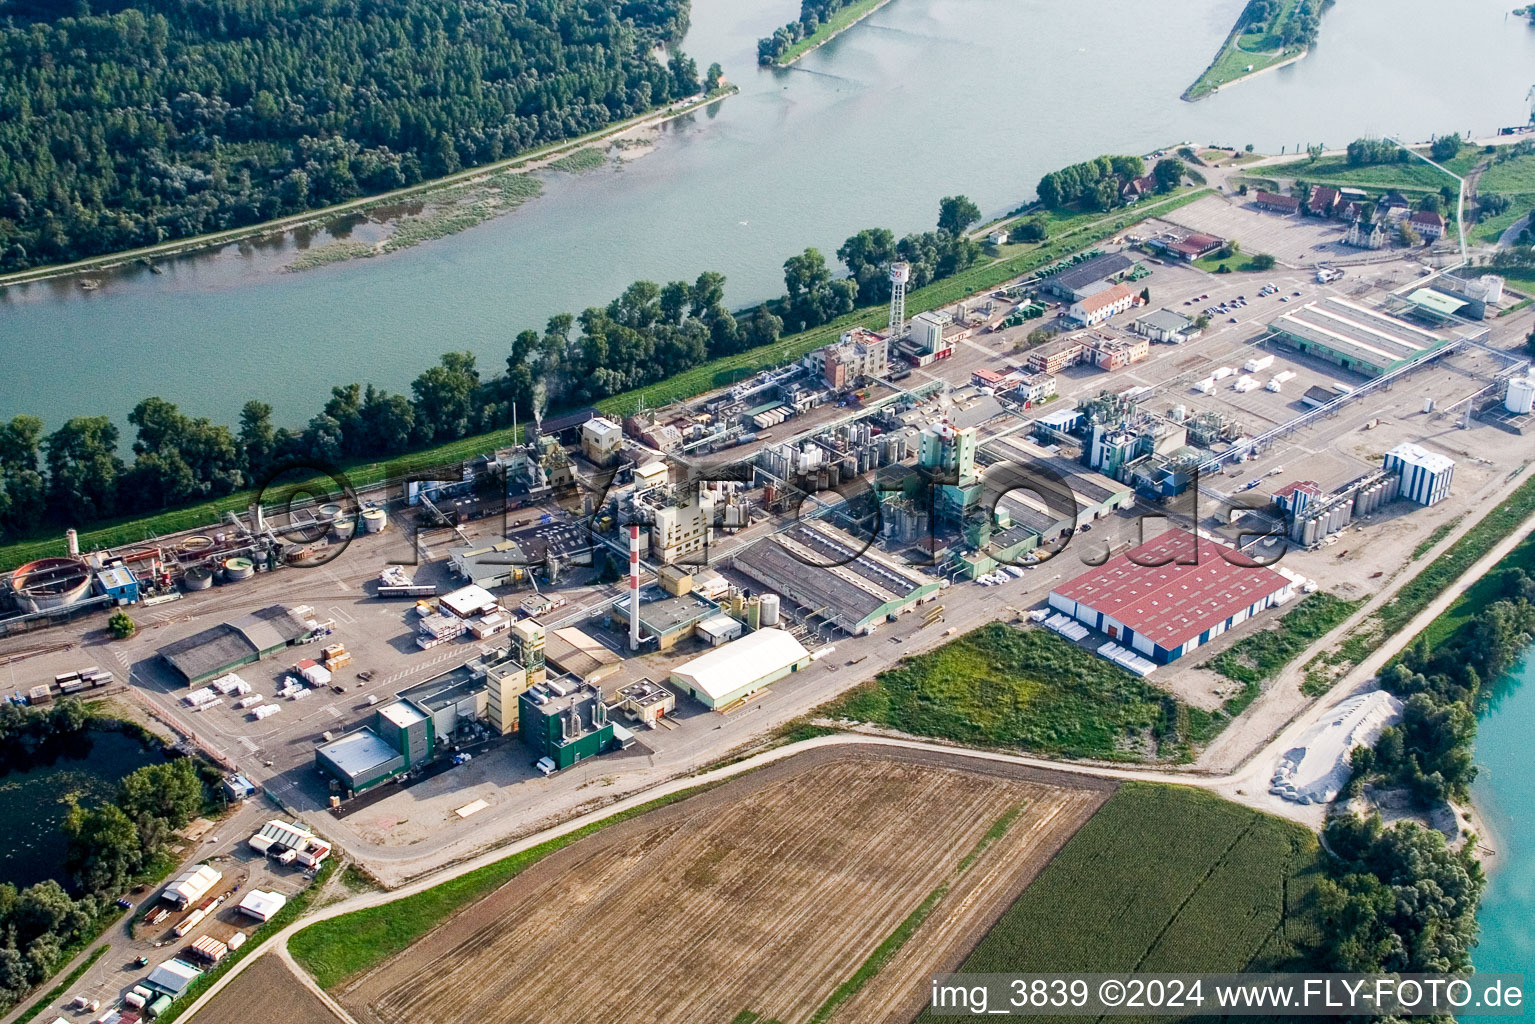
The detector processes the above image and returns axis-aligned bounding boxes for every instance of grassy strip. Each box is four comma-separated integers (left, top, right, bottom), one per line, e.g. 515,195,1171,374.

1265,155,1456,192
805,804,1023,1024
773,0,892,65
1411,514,1465,560
11,946,109,1024
0,187,1207,572
1206,592,1362,686
290,785,710,990
917,784,1324,1023
547,148,607,174
153,858,337,1024
1305,467,1535,690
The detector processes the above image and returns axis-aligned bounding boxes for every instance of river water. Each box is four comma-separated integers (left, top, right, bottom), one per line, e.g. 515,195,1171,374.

1464,657,1535,1018
3,0,1534,432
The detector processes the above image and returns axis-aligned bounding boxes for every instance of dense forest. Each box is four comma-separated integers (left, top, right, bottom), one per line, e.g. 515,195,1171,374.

0,703,214,1010
1238,0,1327,47
0,0,697,271
0,195,983,541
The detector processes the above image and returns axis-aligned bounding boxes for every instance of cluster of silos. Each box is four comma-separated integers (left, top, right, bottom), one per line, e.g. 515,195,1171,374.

882,499,931,543
1288,498,1353,547
1351,474,1399,517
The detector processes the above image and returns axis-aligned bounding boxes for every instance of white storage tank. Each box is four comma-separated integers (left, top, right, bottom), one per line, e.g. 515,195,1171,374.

760,593,781,627
362,508,388,533
1506,376,1535,415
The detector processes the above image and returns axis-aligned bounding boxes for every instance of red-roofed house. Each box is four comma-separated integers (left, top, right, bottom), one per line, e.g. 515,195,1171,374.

1068,282,1136,326
1047,531,1296,663
1254,191,1302,215
1307,186,1340,217
1409,210,1447,241
1167,232,1225,260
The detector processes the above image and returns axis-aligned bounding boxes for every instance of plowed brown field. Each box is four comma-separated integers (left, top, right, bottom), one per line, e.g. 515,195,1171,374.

338,748,1110,1024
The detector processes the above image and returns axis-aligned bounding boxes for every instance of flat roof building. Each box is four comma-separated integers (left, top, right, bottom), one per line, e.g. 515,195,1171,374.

670,629,811,710
545,626,621,685
610,588,719,650
731,521,941,635
237,889,288,922
1048,531,1296,664
314,729,406,796
1268,298,1460,377
519,679,615,771
1385,442,1455,506
613,678,675,726
144,959,201,997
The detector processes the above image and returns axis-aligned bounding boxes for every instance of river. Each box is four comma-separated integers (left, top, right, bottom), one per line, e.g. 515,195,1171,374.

1464,657,1535,1018
3,0,1534,432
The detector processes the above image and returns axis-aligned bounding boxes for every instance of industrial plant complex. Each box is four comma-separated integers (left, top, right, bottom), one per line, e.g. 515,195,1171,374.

3,173,1533,1011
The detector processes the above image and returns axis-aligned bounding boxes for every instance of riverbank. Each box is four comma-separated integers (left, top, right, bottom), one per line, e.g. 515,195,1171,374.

0,183,1209,572
1184,0,1314,102
0,87,737,291
772,0,895,66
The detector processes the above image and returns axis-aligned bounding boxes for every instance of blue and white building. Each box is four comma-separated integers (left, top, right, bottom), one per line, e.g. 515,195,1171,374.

1384,443,1454,506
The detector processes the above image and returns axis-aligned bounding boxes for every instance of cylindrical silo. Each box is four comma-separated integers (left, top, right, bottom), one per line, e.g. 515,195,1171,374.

760,594,781,627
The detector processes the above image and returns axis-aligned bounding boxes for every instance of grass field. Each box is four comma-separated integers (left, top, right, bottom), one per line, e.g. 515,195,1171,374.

0,186,1208,573
1207,592,1362,686
327,753,1108,1024
916,784,1325,1023
1192,251,1271,274
1474,195,1533,244
1266,155,1457,192
822,623,1209,761
772,0,892,65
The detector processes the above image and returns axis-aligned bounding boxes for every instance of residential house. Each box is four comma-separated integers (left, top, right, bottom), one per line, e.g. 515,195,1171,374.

1254,191,1301,215
1409,210,1447,242
1307,186,1340,217
1345,219,1387,250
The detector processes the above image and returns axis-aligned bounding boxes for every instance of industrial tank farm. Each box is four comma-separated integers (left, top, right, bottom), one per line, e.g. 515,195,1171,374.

9,556,94,612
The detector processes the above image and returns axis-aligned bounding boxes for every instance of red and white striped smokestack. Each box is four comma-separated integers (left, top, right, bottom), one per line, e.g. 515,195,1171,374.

628,523,641,651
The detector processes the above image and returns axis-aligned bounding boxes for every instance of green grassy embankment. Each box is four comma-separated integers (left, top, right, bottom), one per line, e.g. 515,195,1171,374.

0,186,1209,572
1185,0,1310,101
772,0,893,66
821,623,1213,762
915,784,1325,1024
290,786,710,991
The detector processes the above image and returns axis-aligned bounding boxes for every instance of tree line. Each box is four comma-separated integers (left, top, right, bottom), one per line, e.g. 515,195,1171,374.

0,703,212,1010
0,195,985,542
0,0,697,272
1240,0,1327,47
757,0,863,64
1034,154,1183,213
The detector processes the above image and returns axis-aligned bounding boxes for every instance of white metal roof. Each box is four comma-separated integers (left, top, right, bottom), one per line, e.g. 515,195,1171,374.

1387,442,1455,474
237,889,288,921
146,959,201,995
671,629,809,701
165,864,221,906
441,584,497,617
250,819,313,852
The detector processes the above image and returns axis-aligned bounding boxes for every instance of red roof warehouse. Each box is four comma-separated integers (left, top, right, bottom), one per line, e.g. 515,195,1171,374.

1047,531,1296,664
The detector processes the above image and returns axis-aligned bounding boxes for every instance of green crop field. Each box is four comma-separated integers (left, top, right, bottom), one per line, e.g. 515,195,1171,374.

916,784,1325,1023
822,623,1211,761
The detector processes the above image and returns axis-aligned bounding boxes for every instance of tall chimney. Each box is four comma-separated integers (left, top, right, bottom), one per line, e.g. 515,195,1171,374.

65,528,79,557
628,523,641,651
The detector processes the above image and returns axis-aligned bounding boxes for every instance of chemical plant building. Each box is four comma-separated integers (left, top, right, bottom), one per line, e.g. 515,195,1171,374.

519,679,617,771
1131,308,1201,344
669,628,812,710
731,521,942,635
1048,531,1296,664
1266,298,1470,377
610,587,720,651
1384,442,1455,506
158,605,322,685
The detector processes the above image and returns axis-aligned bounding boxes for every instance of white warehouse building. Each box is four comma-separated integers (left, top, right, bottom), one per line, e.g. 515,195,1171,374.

1384,442,1454,506
669,629,811,710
